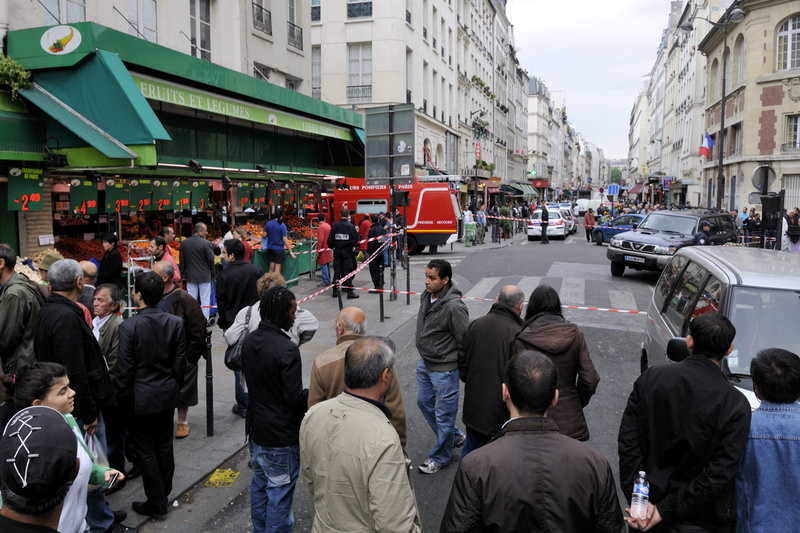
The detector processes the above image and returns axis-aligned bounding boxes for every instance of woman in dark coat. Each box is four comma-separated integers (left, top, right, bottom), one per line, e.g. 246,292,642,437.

512,285,600,441
97,233,123,288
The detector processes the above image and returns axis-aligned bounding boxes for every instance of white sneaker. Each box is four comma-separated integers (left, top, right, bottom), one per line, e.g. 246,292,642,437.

418,459,443,474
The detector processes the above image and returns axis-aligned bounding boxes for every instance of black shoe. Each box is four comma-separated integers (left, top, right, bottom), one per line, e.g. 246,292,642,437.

346,292,360,299
105,480,127,497
126,466,141,480
113,510,128,523
231,405,246,419
132,501,167,519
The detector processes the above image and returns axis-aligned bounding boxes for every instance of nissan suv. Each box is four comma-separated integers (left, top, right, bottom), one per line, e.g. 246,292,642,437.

606,210,736,277
641,246,800,408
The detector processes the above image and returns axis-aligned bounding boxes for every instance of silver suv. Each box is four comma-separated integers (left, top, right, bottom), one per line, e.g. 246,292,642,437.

642,246,800,407
607,210,736,277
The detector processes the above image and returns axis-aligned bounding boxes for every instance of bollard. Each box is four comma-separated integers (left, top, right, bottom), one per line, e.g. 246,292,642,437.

205,327,214,437
379,262,385,322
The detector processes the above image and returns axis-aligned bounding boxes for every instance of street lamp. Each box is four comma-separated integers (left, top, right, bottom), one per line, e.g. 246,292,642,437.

680,8,745,209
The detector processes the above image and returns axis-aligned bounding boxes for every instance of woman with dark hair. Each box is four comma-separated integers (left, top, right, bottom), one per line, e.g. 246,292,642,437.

512,285,600,441
1,363,126,533
97,233,123,288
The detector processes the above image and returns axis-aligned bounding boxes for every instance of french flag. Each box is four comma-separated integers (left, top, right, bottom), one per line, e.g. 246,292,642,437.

699,133,715,159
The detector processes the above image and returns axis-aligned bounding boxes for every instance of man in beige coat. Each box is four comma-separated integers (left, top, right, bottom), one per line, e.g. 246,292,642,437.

308,307,407,446
300,337,422,533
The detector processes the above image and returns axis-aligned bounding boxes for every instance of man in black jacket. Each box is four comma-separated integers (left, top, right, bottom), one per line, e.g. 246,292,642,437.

366,214,387,292
441,351,625,532
618,313,751,532
34,258,119,533
539,200,550,244
242,286,308,533
327,209,360,299
215,239,263,418
117,271,187,519
457,285,524,456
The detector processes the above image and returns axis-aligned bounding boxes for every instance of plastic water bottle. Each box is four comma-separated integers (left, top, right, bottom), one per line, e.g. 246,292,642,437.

630,471,650,520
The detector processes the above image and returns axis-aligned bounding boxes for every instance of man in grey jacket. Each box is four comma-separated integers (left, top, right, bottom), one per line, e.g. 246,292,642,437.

415,259,469,474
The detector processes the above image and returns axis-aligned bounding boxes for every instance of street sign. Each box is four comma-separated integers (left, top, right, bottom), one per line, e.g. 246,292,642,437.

607,184,620,196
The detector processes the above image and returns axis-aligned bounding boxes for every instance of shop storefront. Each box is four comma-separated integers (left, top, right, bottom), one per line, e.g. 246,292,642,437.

5,22,365,275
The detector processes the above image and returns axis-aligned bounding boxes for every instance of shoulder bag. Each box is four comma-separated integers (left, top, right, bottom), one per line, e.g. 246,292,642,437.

224,306,252,371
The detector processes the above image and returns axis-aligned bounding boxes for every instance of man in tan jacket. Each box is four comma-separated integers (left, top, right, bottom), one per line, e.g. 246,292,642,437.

308,307,407,447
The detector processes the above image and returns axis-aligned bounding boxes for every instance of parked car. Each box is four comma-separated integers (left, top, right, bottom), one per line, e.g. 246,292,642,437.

559,208,577,234
606,210,736,276
592,214,645,245
642,246,800,408
527,209,568,241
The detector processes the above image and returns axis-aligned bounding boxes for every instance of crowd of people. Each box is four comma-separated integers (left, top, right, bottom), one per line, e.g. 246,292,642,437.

2,200,800,533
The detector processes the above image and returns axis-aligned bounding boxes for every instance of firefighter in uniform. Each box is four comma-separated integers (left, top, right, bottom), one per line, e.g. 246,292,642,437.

328,209,360,299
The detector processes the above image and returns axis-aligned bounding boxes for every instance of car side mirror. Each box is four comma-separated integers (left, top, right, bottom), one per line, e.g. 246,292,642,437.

632,223,639,229
667,337,690,362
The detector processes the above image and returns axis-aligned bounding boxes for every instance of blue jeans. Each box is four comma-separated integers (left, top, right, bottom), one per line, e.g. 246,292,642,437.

250,443,299,533
234,370,248,416
461,427,493,459
416,359,464,465
186,281,212,320
318,263,331,285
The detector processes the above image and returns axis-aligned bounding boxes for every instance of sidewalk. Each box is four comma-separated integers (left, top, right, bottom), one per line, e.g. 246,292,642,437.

110,235,520,530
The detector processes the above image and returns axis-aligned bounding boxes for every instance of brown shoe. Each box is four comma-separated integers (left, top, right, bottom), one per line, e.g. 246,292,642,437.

175,423,190,439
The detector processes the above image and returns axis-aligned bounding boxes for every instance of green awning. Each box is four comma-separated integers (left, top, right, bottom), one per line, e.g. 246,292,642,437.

501,184,524,196
19,83,136,159
354,127,366,146
513,182,538,197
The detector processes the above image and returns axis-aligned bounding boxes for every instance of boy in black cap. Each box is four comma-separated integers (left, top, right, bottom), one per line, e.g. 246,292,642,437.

0,405,78,532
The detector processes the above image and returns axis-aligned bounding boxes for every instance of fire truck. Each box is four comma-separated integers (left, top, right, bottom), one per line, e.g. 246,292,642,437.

313,176,461,254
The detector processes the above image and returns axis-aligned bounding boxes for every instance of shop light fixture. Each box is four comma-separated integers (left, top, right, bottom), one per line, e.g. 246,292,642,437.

83,170,102,183
188,159,203,173
256,164,270,174
221,174,233,191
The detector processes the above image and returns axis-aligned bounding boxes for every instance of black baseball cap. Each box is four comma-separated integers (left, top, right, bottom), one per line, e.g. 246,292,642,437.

1,406,77,499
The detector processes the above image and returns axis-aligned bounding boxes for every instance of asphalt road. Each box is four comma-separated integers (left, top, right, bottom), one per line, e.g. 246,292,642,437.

141,231,661,532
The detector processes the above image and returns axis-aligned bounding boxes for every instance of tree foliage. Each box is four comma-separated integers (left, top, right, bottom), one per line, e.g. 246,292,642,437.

0,55,32,100
610,167,622,184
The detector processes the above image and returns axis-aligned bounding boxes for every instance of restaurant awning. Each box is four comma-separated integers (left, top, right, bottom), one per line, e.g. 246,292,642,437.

513,181,539,197
501,184,524,196
628,183,644,195
478,178,499,193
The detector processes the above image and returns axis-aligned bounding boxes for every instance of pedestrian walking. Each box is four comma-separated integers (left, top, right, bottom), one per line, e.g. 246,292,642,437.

513,285,600,441
416,259,469,474
584,208,595,242
315,213,332,286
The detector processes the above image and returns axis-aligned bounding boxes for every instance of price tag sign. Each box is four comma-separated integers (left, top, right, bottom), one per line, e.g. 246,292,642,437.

69,180,99,215
235,181,253,210
173,181,192,211
7,167,44,211
191,181,210,211
269,186,283,206
152,180,173,211
253,182,267,206
105,181,131,213
128,179,153,212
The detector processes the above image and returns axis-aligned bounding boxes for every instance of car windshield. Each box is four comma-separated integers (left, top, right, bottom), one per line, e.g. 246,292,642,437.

637,213,696,234
726,287,800,375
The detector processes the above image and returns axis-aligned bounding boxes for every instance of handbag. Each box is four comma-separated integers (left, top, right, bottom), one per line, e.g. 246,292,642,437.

224,306,252,371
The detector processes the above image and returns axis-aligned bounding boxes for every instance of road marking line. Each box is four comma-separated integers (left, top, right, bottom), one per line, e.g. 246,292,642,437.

516,276,542,299
608,289,638,312
560,277,585,305
464,277,502,300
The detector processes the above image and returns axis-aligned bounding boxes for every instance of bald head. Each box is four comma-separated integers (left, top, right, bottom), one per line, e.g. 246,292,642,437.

151,261,174,291
497,285,525,314
336,306,366,337
79,261,97,283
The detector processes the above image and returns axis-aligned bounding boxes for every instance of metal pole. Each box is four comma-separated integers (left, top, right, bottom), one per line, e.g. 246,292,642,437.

717,22,729,210
378,262,385,322
205,327,214,437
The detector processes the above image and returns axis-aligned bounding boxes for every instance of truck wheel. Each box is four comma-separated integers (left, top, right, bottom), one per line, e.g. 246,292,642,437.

429,245,438,254
610,261,625,277
407,237,426,255
594,232,604,246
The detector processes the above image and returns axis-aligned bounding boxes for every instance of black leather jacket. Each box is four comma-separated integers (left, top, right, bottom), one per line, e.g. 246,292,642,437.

618,354,751,531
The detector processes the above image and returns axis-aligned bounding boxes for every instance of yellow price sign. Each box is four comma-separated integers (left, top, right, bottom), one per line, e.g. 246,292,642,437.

205,468,241,487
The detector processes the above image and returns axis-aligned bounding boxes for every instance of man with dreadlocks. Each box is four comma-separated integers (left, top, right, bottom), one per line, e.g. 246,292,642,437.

241,286,308,533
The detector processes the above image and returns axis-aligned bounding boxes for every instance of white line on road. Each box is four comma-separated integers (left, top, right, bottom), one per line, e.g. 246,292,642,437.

464,277,502,300
608,289,638,312
560,277,585,305
516,276,542,299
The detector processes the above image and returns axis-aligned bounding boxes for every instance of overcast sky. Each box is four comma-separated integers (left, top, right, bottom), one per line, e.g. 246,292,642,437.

507,0,674,159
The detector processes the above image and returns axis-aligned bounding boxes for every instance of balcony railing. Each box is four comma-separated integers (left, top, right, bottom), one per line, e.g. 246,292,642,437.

311,5,320,21
253,3,272,35
347,1,372,18
347,85,372,104
782,141,800,152
287,21,303,50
